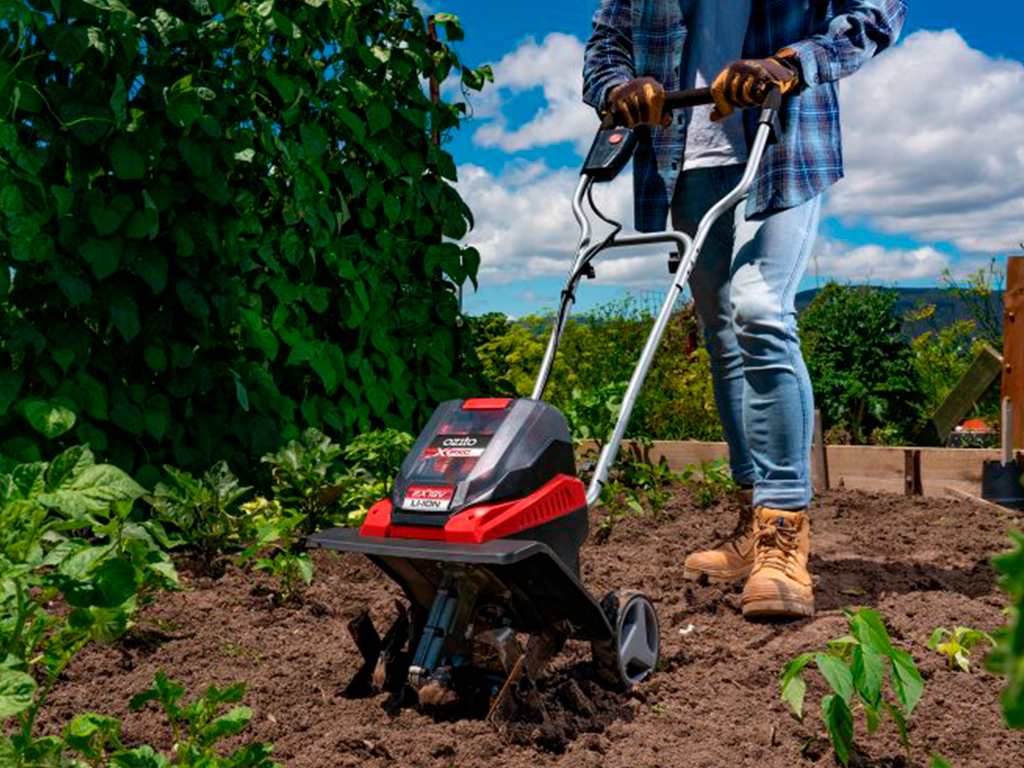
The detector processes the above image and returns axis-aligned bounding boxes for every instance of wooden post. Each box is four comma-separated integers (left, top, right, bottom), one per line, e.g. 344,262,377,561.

811,409,830,491
904,449,923,496
923,344,1003,445
1003,256,1024,450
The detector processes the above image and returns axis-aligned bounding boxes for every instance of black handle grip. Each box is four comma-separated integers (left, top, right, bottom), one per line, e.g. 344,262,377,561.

663,87,714,109
600,87,714,130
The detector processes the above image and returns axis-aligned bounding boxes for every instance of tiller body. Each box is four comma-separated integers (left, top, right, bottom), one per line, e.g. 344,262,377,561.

309,88,784,721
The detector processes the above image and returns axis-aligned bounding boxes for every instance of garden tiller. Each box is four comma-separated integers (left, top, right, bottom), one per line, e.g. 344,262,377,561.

309,88,784,720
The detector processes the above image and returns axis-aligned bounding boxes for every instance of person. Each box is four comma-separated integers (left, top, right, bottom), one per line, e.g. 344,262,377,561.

583,0,906,619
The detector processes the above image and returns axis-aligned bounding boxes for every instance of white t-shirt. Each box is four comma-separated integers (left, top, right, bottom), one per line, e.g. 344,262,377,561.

681,0,753,171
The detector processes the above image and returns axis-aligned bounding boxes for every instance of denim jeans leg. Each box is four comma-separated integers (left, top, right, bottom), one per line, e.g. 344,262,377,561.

671,167,756,487
730,195,820,510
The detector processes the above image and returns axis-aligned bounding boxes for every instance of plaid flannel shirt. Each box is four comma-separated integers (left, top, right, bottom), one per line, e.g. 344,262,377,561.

583,0,907,230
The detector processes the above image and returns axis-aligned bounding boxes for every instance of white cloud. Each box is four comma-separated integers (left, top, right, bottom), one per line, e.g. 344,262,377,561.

809,239,952,283
835,29,1024,253
469,34,597,155
457,159,673,288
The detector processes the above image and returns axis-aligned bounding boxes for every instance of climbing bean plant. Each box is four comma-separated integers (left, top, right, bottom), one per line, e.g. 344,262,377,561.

0,0,490,476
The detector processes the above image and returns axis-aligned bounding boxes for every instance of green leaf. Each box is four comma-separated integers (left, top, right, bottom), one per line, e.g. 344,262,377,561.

779,652,814,719
110,293,141,343
821,694,854,766
200,705,252,744
37,463,147,514
22,399,77,438
889,647,924,715
852,644,884,709
109,137,146,180
814,654,855,704
932,755,953,768
52,185,74,217
79,237,123,280
0,668,38,718
366,102,392,134
176,280,210,320
144,346,167,372
0,369,25,416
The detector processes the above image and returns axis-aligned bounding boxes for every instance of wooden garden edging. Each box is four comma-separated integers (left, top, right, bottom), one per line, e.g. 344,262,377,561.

597,441,1003,498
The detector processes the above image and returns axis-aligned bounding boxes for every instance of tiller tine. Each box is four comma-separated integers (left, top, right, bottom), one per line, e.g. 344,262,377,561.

486,622,569,728
344,602,411,698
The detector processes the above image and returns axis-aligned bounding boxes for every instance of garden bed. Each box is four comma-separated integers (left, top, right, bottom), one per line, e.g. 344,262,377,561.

41,488,1024,768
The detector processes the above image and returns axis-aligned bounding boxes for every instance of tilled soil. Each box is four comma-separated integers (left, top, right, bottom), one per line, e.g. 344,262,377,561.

42,488,1024,768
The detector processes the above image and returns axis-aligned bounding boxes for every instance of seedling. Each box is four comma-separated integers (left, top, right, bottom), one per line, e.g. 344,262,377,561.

681,460,738,509
779,608,925,766
59,670,282,767
927,626,994,672
237,497,315,603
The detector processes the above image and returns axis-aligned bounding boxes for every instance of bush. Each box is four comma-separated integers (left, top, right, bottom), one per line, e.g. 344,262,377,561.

0,0,491,476
800,282,923,445
469,297,721,442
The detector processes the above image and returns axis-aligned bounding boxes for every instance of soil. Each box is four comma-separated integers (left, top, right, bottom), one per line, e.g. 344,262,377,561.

40,488,1024,768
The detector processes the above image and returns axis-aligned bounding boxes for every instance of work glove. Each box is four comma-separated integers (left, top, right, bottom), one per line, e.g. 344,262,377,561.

606,77,673,129
710,50,801,122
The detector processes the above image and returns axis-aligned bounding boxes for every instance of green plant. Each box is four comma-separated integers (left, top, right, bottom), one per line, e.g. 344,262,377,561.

60,669,282,767
0,0,491,476
779,608,925,766
260,427,349,535
237,497,313,603
800,282,923,444
562,380,628,453
145,461,252,567
985,529,1024,727
594,479,641,543
342,428,414,487
928,626,994,672
940,258,1004,348
681,460,738,509
932,756,953,768
0,445,171,767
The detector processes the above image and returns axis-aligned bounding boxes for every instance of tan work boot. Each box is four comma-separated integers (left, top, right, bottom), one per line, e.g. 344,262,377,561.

683,489,756,583
741,508,814,619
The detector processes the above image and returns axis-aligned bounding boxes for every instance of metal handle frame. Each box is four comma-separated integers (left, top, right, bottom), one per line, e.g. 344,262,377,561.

529,93,784,508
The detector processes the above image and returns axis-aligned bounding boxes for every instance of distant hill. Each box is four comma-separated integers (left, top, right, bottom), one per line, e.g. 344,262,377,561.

795,286,1004,339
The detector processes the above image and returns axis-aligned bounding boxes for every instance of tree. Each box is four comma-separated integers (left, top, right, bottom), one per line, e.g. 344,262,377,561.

800,282,922,444
0,0,491,478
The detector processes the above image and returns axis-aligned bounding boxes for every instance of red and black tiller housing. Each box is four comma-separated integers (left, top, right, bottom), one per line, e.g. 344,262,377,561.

309,88,785,718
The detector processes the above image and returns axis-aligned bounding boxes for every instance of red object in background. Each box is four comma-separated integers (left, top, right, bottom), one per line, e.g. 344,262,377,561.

959,418,990,432
358,474,585,543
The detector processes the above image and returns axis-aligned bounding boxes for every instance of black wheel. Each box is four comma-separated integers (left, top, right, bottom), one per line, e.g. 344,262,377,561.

592,589,660,689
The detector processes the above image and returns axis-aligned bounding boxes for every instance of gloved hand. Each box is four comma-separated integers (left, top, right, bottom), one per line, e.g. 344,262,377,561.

607,77,673,128
710,50,801,122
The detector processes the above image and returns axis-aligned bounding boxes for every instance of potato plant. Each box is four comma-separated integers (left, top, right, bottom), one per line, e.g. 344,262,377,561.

928,625,994,673
780,608,925,766
0,445,175,766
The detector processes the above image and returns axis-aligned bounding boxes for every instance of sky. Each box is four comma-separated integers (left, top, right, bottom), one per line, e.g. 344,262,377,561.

420,1,1024,318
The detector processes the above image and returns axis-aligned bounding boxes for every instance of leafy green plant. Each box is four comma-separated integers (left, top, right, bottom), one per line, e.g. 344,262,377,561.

594,479,642,543
931,756,953,768
261,428,348,535
0,445,171,766
342,428,415,487
800,282,923,444
0,0,491,476
940,258,1004,348
237,497,314,604
985,530,1024,728
928,626,994,672
562,380,628,454
780,608,925,766
680,460,738,509
145,462,252,567
59,669,281,767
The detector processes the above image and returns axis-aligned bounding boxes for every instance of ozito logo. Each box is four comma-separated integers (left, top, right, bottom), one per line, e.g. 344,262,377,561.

423,434,491,459
402,486,455,512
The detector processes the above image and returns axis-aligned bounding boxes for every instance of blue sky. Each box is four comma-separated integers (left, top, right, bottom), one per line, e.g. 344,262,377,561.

423,1,1024,317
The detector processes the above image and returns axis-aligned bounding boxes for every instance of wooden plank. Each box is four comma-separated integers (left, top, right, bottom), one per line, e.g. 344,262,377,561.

925,343,1003,444
904,449,922,496
1003,256,1024,449
593,442,1004,498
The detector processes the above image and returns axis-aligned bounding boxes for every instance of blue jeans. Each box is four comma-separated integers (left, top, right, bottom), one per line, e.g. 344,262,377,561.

671,165,819,511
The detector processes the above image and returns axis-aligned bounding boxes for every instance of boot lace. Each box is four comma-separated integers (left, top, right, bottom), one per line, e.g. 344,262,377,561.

753,518,799,574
